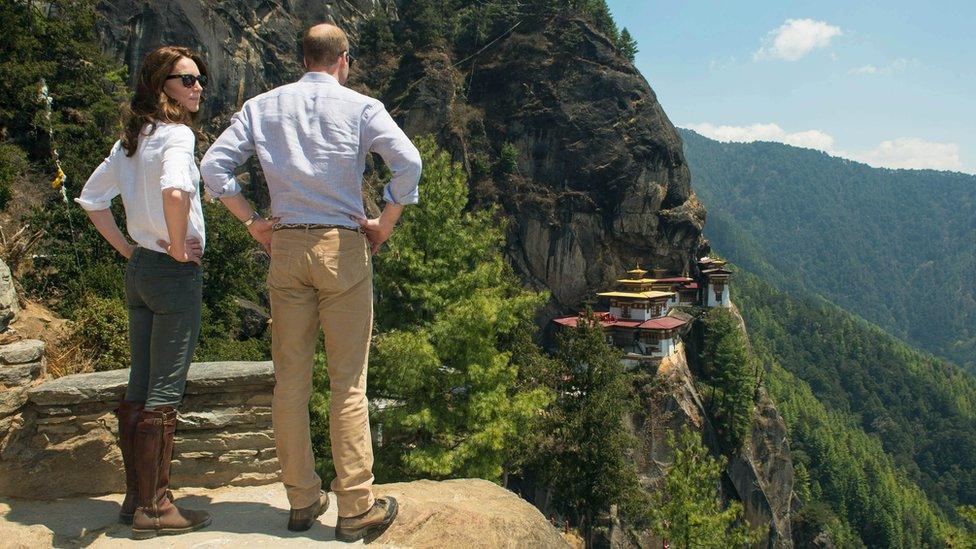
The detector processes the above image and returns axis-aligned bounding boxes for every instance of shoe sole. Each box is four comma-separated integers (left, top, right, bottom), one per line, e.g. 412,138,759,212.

335,498,399,543
131,515,213,540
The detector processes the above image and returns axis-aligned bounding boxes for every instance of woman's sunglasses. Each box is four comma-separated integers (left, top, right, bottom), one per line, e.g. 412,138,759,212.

166,74,208,88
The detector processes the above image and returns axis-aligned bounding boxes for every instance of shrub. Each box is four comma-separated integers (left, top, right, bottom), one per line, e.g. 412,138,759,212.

69,293,129,371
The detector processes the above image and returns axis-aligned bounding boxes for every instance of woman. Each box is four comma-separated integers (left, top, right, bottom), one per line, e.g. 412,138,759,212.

76,46,212,539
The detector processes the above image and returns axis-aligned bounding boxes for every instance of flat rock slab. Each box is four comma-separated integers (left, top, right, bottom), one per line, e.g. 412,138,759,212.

0,479,568,549
28,361,274,406
0,340,44,365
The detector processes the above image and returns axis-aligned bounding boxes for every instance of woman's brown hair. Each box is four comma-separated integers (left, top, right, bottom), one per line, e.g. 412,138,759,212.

121,46,208,157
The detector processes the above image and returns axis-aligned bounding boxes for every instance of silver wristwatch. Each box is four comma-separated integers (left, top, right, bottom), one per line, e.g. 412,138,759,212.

243,211,262,227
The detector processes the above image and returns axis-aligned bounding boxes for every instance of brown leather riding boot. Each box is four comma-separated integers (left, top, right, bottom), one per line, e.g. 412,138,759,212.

131,406,212,540
115,400,143,524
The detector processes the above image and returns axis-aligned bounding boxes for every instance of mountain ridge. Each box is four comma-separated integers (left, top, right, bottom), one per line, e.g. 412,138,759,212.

679,127,976,373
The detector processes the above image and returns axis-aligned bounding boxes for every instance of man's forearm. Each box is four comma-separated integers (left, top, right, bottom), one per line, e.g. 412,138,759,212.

379,203,404,230
219,192,256,222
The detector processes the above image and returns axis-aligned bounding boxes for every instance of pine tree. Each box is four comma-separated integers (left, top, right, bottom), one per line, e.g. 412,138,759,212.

703,308,755,450
649,427,762,548
367,136,551,481
534,310,649,540
618,28,638,61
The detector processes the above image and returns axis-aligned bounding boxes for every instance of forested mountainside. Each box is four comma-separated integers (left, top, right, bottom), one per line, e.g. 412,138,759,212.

733,267,975,546
679,128,976,373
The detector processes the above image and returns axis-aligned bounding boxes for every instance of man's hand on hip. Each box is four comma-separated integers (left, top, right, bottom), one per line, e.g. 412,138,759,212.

353,216,395,255
248,217,280,254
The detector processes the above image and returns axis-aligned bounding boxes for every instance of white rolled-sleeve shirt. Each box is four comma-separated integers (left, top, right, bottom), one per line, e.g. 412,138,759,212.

76,123,206,253
201,72,421,227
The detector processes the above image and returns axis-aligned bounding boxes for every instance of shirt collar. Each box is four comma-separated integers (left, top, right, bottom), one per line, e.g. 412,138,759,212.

300,72,340,85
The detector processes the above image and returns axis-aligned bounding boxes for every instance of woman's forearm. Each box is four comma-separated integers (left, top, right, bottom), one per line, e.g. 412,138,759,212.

86,209,136,258
161,188,191,255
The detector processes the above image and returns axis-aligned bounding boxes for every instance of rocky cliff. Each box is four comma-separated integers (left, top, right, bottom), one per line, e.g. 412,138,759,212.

373,16,708,313
92,3,707,315
95,0,396,124
616,341,794,549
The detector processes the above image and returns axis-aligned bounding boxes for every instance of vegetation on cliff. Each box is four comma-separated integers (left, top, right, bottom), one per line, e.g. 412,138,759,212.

734,267,974,545
698,308,757,452
648,427,761,548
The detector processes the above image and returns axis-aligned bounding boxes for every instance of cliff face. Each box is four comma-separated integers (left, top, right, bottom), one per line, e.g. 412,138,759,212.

94,0,397,124
385,18,708,312
620,343,794,549
470,20,706,309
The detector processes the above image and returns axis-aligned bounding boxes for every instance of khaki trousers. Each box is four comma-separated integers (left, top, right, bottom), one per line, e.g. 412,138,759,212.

267,228,375,517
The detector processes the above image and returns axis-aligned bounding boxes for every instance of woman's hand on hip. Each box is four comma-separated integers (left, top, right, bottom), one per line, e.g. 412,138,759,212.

156,236,203,265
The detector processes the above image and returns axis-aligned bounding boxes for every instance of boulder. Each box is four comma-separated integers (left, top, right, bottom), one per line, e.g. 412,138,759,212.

0,480,568,548
0,361,44,388
0,259,18,331
234,297,270,339
373,479,569,548
0,340,44,365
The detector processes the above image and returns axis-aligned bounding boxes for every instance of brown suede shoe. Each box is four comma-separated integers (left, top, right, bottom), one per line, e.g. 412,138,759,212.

130,407,211,540
287,491,330,532
335,496,398,543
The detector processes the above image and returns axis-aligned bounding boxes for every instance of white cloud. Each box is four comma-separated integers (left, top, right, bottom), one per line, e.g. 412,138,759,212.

849,57,912,75
682,122,836,150
754,18,842,61
682,122,965,172
852,138,962,171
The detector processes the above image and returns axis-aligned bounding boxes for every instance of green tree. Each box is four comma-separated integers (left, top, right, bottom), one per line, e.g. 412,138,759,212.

952,505,976,548
702,308,754,451
618,28,638,61
534,310,648,540
2,0,129,314
366,136,551,482
649,426,762,548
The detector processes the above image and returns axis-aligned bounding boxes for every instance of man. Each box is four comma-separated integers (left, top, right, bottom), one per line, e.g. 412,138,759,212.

201,23,421,541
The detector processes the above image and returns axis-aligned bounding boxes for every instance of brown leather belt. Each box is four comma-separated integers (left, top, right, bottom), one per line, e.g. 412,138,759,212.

272,223,365,234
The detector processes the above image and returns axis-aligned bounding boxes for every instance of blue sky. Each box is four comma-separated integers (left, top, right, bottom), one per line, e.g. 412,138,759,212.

605,0,976,174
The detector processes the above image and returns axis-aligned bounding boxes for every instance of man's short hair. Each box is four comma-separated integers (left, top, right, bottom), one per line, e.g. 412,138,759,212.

302,24,349,67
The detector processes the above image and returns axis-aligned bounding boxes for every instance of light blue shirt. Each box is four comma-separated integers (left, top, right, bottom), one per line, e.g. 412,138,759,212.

201,72,421,226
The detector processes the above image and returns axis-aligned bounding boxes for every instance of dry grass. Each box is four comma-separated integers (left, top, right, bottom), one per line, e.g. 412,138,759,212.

5,298,92,379
45,337,94,378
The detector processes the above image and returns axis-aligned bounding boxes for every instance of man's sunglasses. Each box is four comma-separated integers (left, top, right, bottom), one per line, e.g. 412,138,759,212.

166,74,208,88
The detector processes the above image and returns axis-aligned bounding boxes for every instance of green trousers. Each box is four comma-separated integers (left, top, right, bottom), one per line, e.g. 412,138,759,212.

123,247,202,409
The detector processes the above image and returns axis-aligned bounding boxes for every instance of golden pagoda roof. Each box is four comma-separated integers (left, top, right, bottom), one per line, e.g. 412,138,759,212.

617,276,694,285
597,290,674,299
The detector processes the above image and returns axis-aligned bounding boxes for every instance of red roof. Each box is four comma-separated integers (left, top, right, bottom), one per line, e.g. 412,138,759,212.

637,317,688,330
681,282,700,290
552,312,688,331
653,277,694,283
